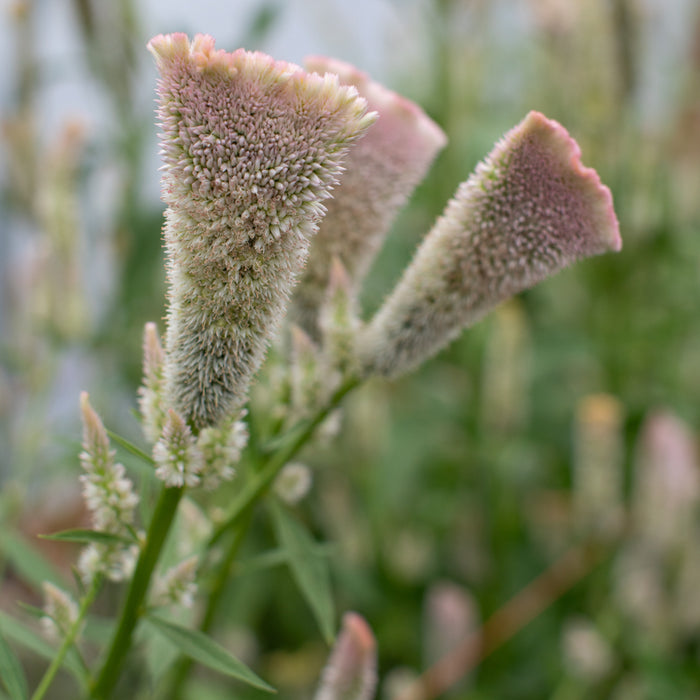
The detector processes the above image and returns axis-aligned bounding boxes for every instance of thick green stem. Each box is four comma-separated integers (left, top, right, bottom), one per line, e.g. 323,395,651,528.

91,485,184,699
208,376,361,547
30,574,102,700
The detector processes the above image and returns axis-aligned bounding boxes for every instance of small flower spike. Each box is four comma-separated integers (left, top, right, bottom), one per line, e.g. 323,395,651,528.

78,392,139,582
153,409,203,487
41,582,80,644
148,34,376,429
137,322,166,444
359,111,621,378
292,56,447,339
314,612,377,700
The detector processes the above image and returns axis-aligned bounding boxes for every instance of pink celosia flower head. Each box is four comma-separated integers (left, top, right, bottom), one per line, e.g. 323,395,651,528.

291,56,447,338
314,612,377,700
359,111,621,377
148,34,375,429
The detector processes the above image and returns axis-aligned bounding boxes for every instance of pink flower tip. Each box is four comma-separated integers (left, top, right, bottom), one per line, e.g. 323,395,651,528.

515,111,622,253
305,55,447,152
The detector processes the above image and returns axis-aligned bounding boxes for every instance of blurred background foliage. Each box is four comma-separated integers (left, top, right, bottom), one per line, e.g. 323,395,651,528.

1,0,700,698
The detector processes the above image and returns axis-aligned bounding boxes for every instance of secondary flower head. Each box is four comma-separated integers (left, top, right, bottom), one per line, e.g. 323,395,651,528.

148,33,376,429
314,612,377,700
291,56,447,339
359,111,621,377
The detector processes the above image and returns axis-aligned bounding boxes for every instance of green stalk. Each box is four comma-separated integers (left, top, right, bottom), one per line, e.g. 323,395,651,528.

31,574,102,700
167,514,253,700
90,485,184,699
168,376,361,697
208,376,361,547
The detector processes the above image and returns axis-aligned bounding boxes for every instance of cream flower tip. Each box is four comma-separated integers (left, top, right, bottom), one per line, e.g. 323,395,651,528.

305,55,447,150
510,111,621,253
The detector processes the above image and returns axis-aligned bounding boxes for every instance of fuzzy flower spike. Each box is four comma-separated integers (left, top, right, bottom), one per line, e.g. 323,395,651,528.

148,34,375,429
359,111,621,377
291,56,447,339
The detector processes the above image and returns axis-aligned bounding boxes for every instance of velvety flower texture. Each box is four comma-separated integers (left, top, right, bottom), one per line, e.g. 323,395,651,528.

359,111,622,377
148,34,375,429
291,56,447,339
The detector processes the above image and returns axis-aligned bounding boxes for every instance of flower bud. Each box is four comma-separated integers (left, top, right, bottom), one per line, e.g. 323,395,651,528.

314,612,377,700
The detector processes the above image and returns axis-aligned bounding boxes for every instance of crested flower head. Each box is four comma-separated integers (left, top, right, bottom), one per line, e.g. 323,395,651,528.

148,33,376,429
291,56,447,338
314,612,377,700
358,111,621,377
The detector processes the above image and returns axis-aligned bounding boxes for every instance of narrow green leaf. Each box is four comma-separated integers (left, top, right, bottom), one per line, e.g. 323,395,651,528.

0,534,67,590
39,529,133,546
146,615,275,693
0,614,82,682
270,502,335,644
0,628,28,700
106,429,155,466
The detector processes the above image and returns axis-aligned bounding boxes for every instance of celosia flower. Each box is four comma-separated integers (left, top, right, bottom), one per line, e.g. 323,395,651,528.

148,33,376,429
318,258,361,379
41,582,81,644
151,555,199,609
632,411,700,555
79,394,139,533
572,393,625,537
196,411,248,489
137,322,166,444
153,409,203,487
314,612,377,700
359,111,621,377
292,56,446,339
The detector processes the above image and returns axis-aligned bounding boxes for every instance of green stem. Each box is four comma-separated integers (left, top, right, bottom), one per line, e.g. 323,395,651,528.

90,485,184,699
31,574,102,700
208,376,361,547
168,514,254,700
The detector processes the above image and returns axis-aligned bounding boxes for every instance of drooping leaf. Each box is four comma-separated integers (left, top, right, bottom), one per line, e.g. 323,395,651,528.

0,613,83,682
145,615,275,693
270,501,335,644
0,533,67,590
39,529,133,546
0,628,28,700
105,429,155,466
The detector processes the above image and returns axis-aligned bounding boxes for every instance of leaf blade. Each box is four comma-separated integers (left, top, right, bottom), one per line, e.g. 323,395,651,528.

0,628,28,700
39,529,133,546
270,502,335,644
146,615,275,693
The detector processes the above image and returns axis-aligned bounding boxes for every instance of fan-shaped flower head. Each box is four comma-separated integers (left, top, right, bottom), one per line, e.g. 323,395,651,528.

359,111,621,377
148,34,376,429
291,56,447,339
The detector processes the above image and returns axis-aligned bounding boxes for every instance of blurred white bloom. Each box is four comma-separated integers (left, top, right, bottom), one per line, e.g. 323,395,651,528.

274,462,313,505
41,582,81,644
562,617,614,682
151,555,199,609
572,393,625,537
